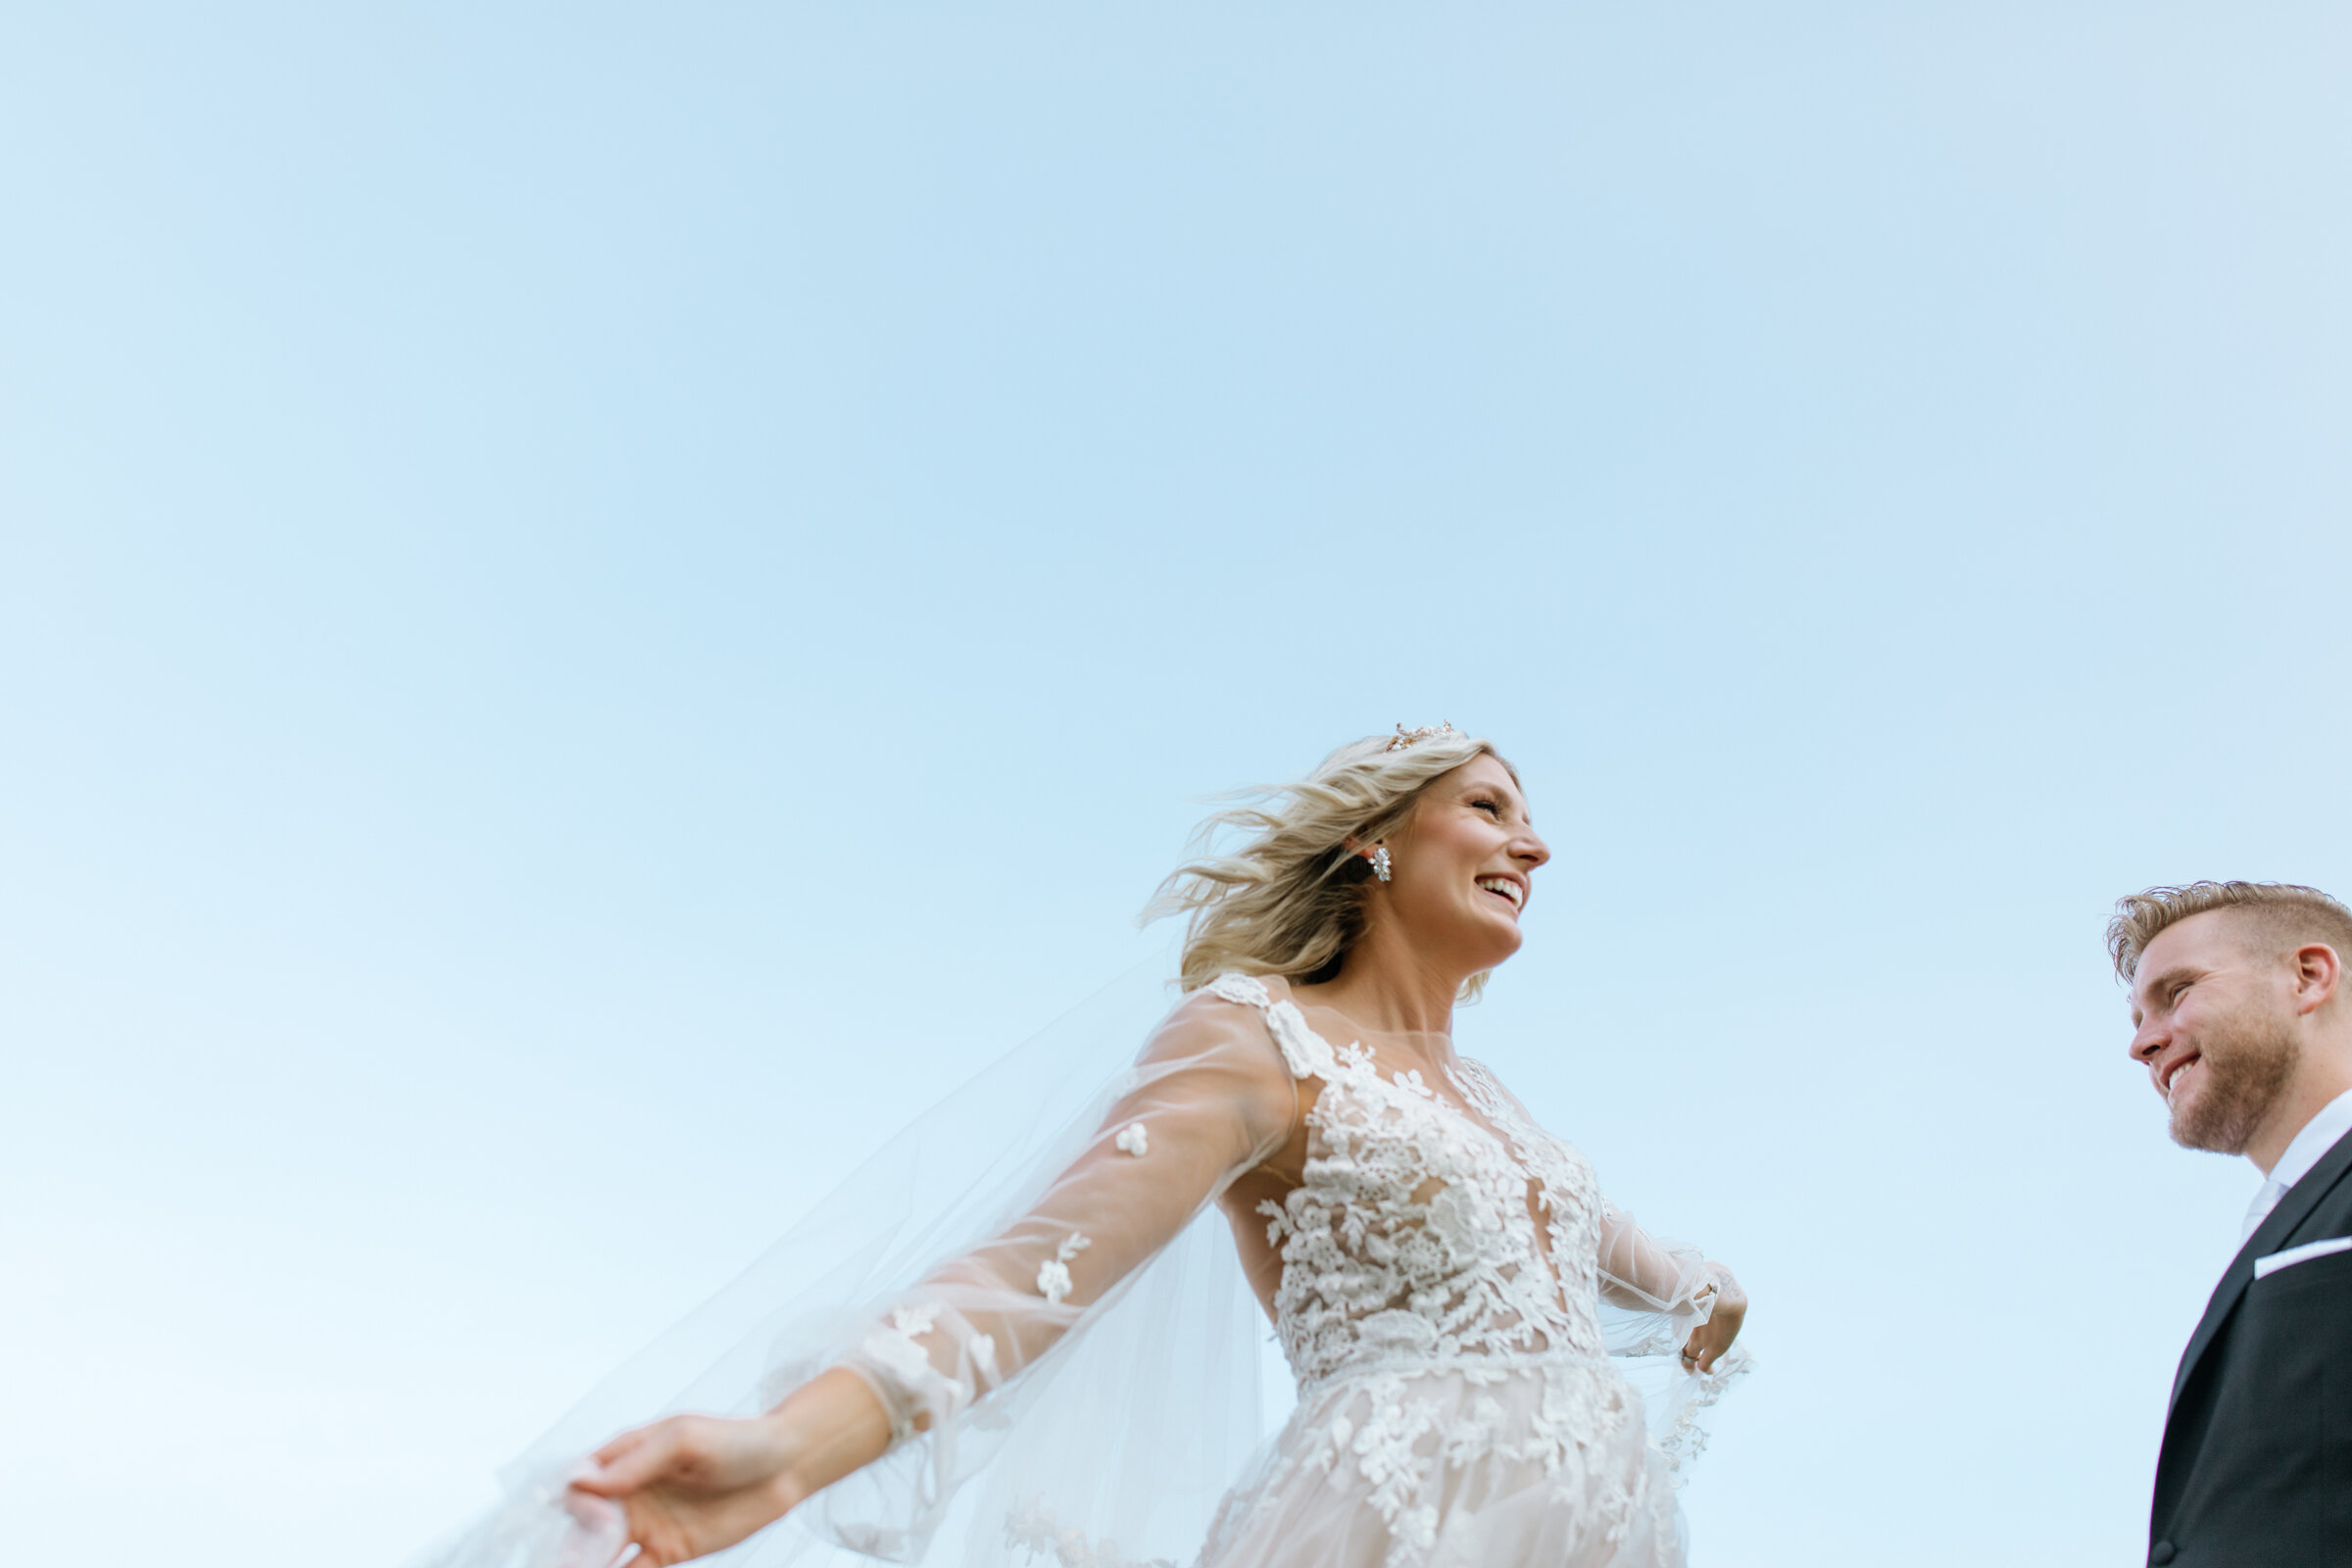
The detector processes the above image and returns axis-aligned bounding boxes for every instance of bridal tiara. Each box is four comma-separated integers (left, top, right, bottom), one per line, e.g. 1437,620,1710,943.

1384,721,1457,754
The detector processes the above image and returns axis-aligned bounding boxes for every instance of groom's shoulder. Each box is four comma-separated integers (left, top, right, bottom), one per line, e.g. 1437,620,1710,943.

2278,1128,2352,1228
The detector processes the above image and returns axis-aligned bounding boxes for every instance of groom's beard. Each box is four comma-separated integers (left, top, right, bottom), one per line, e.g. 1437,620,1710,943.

2170,1004,2298,1155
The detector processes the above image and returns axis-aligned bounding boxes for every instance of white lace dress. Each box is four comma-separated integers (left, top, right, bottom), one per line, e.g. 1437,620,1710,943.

828,973,1746,1568
1185,976,1736,1568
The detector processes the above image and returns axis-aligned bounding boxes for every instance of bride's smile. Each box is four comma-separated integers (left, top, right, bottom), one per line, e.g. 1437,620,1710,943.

1474,874,1527,914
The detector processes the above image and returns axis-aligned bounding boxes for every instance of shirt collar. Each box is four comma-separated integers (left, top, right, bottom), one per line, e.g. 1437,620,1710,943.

2262,1085,2352,1196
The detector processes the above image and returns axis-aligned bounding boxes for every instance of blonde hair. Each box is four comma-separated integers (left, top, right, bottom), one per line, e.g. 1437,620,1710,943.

1142,728,1517,999
2106,880,2352,981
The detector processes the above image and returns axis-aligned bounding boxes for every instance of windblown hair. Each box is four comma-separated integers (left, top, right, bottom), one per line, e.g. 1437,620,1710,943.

1143,728,1515,999
2106,880,2352,982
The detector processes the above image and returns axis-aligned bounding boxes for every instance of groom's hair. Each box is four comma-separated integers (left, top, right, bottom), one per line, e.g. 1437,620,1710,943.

2107,881,2352,982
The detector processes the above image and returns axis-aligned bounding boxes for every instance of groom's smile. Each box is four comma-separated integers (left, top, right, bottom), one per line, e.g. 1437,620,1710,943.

2159,1052,2201,1105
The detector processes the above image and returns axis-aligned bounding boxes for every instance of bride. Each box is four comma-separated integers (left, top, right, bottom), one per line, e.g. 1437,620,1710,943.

430,725,1748,1568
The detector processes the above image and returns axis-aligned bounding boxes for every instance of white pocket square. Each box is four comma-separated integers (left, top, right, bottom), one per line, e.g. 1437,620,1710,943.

2254,1236,2352,1279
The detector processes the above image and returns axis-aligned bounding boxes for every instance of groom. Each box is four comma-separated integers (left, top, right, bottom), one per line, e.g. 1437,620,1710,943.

2113,881,2352,1567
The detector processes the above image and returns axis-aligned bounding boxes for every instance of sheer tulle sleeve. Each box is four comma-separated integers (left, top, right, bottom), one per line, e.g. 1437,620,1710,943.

1592,1196,1718,1318
808,992,1298,1553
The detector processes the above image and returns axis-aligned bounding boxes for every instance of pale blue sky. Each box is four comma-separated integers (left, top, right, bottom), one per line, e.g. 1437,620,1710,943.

5,5,2351,1565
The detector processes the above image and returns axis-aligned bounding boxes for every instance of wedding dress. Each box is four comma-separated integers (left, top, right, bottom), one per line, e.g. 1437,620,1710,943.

421,965,1745,1568
1179,976,1740,1567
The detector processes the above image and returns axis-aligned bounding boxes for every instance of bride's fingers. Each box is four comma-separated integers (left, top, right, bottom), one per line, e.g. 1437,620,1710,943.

590,1427,648,1471
576,1429,680,1496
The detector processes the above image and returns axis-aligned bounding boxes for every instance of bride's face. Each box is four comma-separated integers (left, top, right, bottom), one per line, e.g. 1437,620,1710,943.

1381,756,1550,971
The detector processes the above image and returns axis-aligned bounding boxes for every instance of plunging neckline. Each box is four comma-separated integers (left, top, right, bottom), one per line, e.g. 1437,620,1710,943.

1276,998,1580,1306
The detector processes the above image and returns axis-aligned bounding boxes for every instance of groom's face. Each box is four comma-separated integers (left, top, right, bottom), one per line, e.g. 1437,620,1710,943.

2127,911,2299,1154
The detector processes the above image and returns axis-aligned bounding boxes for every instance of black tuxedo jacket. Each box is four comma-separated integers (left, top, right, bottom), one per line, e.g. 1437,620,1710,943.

2149,1125,2352,1566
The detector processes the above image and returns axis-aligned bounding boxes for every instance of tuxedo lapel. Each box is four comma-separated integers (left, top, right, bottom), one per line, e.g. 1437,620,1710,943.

2169,1126,2352,1415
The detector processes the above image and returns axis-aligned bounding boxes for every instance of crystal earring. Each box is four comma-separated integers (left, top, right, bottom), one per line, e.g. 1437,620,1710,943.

1370,846,1392,883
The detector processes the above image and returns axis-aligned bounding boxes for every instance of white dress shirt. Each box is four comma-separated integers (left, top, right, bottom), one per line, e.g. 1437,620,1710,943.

2240,1086,2352,1243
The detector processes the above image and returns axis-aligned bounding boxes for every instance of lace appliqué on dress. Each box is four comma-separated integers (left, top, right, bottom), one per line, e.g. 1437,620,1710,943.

1206,974,1333,1080
1037,1232,1092,1307
849,1300,1000,1446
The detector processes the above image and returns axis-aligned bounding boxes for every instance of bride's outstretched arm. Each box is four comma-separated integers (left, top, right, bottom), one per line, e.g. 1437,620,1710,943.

569,989,1298,1567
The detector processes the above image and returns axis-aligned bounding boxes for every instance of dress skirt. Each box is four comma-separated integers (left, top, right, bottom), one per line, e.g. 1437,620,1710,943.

1197,1350,1688,1568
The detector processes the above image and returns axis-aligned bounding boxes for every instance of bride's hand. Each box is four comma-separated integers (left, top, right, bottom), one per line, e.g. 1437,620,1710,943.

568,1412,802,1568
1679,1265,1746,1375
568,1366,895,1568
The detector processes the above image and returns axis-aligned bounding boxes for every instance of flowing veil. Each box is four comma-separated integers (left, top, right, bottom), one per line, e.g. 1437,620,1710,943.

417,957,1272,1568
414,956,1743,1568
